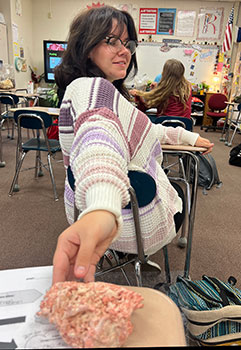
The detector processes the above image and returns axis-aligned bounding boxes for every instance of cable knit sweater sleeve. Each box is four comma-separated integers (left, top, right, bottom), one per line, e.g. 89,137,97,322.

59,78,131,241
154,123,199,146
59,77,200,248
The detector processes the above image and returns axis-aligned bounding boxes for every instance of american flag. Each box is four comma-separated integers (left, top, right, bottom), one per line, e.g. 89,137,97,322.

222,6,234,53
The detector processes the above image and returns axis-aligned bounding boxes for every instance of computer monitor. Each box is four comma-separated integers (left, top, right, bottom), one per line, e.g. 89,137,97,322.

43,40,67,83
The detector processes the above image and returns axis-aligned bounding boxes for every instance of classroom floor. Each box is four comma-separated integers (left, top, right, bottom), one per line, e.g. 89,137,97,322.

0,123,241,346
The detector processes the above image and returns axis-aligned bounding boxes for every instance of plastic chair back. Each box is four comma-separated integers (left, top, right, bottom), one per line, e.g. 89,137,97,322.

208,93,227,111
151,115,193,131
14,110,53,129
0,93,19,106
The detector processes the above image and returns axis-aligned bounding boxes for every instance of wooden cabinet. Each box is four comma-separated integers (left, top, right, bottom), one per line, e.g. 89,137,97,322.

192,91,214,127
202,92,216,127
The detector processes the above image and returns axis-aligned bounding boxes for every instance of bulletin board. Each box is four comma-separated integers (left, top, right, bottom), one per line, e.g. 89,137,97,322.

132,42,218,86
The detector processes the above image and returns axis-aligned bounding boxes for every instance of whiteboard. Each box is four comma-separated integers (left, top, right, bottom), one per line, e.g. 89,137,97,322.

129,42,218,87
0,23,8,64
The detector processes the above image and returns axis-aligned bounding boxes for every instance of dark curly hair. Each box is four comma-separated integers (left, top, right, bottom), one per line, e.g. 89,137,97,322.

54,5,138,99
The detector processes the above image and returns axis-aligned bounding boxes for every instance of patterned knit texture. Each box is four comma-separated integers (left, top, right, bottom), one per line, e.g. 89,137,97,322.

59,77,199,255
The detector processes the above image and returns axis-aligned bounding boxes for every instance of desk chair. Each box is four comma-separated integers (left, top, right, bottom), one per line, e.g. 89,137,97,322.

204,93,227,132
224,103,241,147
147,115,193,249
67,166,176,287
8,110,61,201
152,115,193,131
0,93,21,167
160,146,202,282
0,93,19,139
0,123,5,167
220,102,234,142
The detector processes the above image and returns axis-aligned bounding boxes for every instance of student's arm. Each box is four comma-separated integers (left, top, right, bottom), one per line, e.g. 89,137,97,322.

53,108,131,284
155,125,214,154
53,210,117,284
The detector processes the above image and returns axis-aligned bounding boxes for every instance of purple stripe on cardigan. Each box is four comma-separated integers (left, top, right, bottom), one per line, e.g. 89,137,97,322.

73,126,126,158
65,183,75,205
59,102,74,127
144,141,162,178
73,108,129,155
93,79,115,111
89,78,97,109
59,129,74,134
71,140,126,168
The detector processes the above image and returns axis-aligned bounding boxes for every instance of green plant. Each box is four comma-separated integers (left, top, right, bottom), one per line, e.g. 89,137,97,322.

46,83,59,107
201,81,210,92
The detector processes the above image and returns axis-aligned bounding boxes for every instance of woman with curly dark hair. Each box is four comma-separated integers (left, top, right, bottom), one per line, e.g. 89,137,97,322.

53,6,213,284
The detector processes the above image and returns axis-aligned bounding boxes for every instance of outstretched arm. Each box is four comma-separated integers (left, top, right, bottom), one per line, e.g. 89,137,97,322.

156,124,214,154
52,210,117,284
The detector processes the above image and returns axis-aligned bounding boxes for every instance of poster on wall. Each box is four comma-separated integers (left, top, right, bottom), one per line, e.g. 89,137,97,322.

139,8,157,34
176,11,196,37
157,8,176,35
197,7,224,40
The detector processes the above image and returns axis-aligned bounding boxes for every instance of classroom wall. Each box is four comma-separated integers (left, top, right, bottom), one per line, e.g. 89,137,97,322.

0,0,11,62
0,0,239,90
10,0,33,89
0,0,33,89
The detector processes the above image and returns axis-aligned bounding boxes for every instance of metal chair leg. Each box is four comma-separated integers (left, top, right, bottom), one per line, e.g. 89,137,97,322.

0,122,6,167
47,154,59,201
134,260,142,287
162,246,171,284
228,125,239,147
8,153,26,196
11,118,15,139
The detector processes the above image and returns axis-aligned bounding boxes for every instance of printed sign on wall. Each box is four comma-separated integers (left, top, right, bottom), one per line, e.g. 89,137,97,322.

176,11,196,37
157,8,176,35
197,7,224,40
139,8,157,34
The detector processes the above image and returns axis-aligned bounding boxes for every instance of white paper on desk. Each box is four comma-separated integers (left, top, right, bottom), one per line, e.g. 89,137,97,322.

0,266,69,349
15,316,68,349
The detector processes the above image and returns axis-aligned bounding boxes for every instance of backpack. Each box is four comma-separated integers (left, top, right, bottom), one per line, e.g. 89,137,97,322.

229,143,241,167
167,275,241,346
234,94,241,104
190,153,222,195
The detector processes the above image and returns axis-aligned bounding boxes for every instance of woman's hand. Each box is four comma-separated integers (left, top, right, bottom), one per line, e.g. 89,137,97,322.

194,136,214,155
52,210,117,285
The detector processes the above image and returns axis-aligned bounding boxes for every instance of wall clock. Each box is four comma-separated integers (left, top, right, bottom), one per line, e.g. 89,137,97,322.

15,56,23,71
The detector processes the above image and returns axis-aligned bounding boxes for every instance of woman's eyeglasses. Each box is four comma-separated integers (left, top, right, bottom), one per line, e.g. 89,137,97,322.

105,36,137,55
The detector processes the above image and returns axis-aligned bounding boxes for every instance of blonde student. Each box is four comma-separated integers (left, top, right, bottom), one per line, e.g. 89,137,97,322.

131,59,192,119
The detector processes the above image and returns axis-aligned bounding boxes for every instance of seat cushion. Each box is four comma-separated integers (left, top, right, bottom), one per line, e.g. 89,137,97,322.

206,112,226,118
